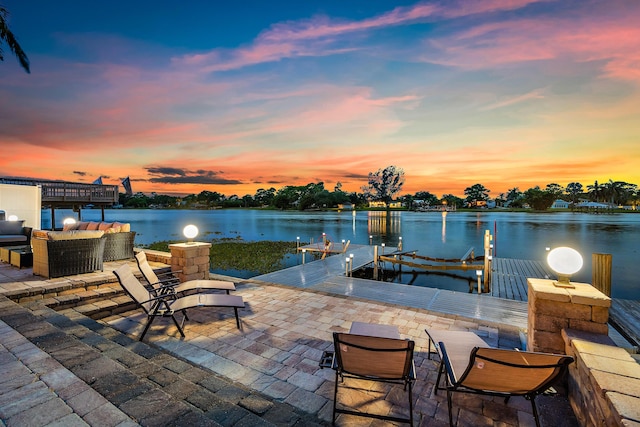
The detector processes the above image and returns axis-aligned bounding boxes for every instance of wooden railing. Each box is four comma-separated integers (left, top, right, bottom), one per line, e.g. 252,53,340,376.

0,177,119,205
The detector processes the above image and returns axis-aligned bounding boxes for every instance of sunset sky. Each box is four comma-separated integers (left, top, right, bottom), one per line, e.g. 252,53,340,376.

1,0,639,198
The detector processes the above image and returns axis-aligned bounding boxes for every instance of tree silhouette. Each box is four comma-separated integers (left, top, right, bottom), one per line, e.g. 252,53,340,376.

362,166,405,208
0,6,30,73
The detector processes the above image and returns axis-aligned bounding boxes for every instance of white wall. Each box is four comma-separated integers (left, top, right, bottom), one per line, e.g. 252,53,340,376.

0,183,42,228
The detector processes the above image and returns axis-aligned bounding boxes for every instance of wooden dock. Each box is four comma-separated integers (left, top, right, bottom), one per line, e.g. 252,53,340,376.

490,257,554,302
609,298,640,347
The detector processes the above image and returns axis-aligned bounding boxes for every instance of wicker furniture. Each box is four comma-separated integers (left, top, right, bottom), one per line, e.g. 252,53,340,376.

103,231,136,261
0,220,32,247
32,231,106,278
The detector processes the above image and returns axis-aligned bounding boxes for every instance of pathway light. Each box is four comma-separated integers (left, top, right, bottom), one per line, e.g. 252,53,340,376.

183,224,199,244
547,247,583,288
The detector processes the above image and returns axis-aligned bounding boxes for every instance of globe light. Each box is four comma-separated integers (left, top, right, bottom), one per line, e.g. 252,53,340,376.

63,217,76,226
183,224,199,243
547,247,583,288
7,214,18,221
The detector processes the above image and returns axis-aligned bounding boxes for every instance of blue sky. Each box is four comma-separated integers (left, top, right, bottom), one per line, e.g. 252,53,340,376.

1,0,639,197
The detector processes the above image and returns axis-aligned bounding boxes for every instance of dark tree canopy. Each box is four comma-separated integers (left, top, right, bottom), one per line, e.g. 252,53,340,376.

362,165,405,205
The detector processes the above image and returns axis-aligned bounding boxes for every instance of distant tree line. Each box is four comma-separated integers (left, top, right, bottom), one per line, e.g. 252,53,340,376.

118,166,639,212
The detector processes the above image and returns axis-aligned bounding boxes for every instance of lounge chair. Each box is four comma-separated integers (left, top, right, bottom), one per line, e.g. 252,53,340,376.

329,332,416,425
425,328,573,427
135,251,236,295
113,264,244,341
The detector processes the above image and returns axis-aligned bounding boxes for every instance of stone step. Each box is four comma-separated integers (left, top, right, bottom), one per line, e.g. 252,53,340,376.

4,296,328,426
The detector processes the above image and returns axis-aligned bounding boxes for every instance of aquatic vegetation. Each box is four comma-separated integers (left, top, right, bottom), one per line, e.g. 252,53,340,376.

141,237,299,274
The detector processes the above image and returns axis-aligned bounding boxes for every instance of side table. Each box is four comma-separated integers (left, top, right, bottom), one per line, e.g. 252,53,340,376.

10,247,33,269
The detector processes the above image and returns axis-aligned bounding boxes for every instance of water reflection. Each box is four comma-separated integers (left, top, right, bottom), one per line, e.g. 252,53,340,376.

367,211,402,244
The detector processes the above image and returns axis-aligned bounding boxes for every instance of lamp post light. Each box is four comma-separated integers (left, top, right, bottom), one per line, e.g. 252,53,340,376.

302,249,306,264
296,236,300,249
547,247,583,288
476,270,483,294
346,257,350,276
183,224,199,244
398,236,403,251
369,235,373,245
381,243,385,255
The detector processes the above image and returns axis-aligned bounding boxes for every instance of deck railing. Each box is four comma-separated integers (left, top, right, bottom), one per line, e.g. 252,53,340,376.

0,177,119,205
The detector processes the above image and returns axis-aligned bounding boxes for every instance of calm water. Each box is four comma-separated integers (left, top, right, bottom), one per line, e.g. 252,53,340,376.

42,209,640,299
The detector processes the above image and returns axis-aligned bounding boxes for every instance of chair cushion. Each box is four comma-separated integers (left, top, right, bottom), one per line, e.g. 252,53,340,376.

0,220,25,235
76,222,90,230
47,230,104,240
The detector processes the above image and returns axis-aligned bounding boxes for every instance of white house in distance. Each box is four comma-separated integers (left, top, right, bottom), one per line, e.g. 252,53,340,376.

551,199,570,209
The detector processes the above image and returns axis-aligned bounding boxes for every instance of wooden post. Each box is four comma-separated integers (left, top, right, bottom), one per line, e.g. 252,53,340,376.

592,253,612,297
483,230,492,292
373,245,379,281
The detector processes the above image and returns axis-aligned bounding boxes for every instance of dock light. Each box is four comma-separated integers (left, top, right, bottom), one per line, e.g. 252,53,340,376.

296,236,300,248
476,270,483,294
7,215,18,221
183,224,199,244
302,248,306,264
547,247,583,288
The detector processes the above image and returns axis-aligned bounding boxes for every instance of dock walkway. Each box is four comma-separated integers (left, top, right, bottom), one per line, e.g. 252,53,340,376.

254,246,528,330
490,257,554,302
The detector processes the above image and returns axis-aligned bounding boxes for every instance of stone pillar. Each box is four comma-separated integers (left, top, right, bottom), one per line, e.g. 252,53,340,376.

527,278,611,354
168,242,211,282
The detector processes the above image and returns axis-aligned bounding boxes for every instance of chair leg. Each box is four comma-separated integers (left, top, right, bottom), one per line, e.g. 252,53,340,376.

408,381,414,427
434,359,445,395
332,370,339,425
234,307,240,329
447,389,454,427
170,314,186,337
530,395,541,427
139,316,155,341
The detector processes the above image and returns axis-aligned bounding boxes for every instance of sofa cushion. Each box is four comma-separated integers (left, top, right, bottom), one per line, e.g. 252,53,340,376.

47,230,104,241
112,222,131,232
0,235,28,244
77,222,90,230
86,221,100,230
0,220,25,235
98,222,113,231
63,222,79,231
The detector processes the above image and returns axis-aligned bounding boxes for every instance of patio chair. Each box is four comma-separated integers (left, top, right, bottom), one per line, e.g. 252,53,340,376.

135,251,235,295
113,264,244,341
427,329,573,427
330,332,416,425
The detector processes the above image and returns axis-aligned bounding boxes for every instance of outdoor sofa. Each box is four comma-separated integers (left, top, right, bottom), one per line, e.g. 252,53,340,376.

0,220,32,247
61,221,136,262
32,230,107,278
31,221,136,278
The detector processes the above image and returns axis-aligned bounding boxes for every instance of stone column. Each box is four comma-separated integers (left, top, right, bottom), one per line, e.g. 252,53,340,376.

527,278,611,354
168,242,211,282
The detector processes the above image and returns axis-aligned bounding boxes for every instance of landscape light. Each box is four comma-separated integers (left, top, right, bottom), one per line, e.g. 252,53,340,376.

7,215,18,221
547,247,583,288
183,224,199,244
